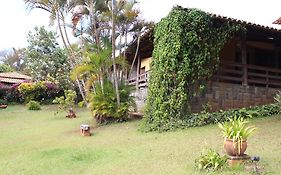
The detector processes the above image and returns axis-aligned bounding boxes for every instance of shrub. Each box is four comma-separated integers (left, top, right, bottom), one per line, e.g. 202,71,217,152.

0,83,23,104
143,6,244,132
187,103,281,128
27,100,41,110
0,99,7,105
195,149,227,171
17,81,60,104
53,90,77,118
18,82,46,102
88,81,135,124
140,102,280,132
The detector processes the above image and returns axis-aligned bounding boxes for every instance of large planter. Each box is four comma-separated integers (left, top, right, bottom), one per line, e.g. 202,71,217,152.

224,138,247,156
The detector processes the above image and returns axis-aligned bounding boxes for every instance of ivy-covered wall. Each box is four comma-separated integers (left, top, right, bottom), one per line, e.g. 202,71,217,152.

141,6,244,132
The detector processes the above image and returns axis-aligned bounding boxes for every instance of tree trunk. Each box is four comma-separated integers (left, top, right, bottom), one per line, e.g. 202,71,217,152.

57,11,87,105
124,28,128,79
112,0,120,107
129,33,141,77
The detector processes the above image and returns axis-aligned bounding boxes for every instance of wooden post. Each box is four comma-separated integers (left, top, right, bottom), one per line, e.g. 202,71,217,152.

136,55,140,90
274,47,279,69
266,71,269,89
241,37,248,86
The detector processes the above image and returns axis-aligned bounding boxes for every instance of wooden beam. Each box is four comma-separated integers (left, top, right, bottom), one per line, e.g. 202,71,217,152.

136,55,140,90
241,37,248,85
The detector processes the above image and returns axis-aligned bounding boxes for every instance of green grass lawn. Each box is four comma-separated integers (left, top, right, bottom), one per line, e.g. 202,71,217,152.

0,105,281,175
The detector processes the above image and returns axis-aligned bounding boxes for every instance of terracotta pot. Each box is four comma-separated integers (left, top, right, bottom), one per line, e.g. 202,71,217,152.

224,138,247,156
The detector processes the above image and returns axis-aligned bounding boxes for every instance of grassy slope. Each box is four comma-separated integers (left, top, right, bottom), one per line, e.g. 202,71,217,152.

0,105,281,175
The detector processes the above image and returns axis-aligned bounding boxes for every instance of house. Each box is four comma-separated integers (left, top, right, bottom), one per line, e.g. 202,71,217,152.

0,72,32,86
126,10,281,112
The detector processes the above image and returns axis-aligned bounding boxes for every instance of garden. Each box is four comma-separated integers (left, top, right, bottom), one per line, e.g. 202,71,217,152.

0,105,281,174
1,2,281,174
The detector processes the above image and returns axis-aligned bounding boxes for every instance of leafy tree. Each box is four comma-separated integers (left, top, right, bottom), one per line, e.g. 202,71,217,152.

0,64,13,73
24,0,87,104
0,48,25,71
24,26,72,89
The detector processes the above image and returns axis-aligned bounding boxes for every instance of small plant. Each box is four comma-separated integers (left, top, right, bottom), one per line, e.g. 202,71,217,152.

195,148,227,171
218,116,256,155
27,100,41,110
53,90,77,118
0,99,7,105
274,91,281,106
88,81,135,124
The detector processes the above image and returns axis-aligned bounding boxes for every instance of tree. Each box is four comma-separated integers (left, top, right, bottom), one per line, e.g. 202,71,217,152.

24,0,87,104
0,48,25,71
0,64,13,73
25,26,72,89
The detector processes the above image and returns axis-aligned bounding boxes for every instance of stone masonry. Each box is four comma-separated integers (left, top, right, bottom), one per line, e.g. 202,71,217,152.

132,82,278,113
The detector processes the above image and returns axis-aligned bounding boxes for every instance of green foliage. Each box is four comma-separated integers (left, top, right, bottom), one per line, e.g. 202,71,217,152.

24,26,72,89
0,83,24,104
0,99,7,105
141,102,280,132
218,116,256,155
274,90,281,107
218,116,256,141
27,100,41,110
0,63,13,73
18,82,46,102
17,81,60,103
88,81,135,124
142,6,245,132
188,103,281,127
195,149,227,171
53,90,77,115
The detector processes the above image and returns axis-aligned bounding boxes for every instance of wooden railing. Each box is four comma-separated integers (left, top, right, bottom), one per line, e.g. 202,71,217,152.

128,71,149,88
128,61,281,89
214,61,281,88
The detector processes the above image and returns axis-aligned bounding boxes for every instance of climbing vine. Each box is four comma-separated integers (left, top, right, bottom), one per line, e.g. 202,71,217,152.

141,6,245,132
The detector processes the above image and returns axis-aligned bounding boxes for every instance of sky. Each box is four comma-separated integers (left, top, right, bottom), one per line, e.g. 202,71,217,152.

1,0,281,50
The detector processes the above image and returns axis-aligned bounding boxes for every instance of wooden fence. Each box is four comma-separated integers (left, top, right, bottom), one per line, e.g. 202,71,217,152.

214,61,281,88
128,61,281,88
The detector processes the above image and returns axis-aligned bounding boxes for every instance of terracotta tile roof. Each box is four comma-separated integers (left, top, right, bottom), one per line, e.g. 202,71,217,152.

178,6,280,32
0,72,32,84
0,72,32,80
273,17,281,25
210,13,280,32
0,77,27,84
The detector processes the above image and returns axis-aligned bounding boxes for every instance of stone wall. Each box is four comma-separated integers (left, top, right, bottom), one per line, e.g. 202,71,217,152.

131,87,147,112
132,82,278,113
191,82,278,112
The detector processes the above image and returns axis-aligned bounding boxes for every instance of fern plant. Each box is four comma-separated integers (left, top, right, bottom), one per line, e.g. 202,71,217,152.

88,80,135,123
195,149,227,171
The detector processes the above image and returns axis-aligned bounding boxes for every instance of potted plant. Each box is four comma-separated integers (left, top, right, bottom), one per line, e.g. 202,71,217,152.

218,116,256,156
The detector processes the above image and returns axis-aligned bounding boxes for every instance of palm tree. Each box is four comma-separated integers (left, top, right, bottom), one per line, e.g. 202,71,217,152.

71,44,126,94
70,0,110,47
111,0,121,106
